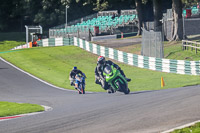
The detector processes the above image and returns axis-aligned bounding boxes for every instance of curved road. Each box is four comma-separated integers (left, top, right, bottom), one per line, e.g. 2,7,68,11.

0,58,200,133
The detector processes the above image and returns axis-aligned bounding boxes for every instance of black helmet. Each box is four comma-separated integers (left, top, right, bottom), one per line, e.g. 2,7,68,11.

97,56,105,64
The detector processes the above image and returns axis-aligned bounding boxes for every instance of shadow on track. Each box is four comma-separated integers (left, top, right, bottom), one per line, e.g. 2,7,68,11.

128,90,158,95
0,68,8,70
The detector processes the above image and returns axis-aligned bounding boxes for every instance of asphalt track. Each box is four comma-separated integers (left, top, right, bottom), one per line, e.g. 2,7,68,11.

0,58,200,133
93,37,142,48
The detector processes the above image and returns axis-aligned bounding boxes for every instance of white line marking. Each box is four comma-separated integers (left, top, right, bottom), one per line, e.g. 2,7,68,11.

0,105,53,122
0,57,92,93
161,120,200,133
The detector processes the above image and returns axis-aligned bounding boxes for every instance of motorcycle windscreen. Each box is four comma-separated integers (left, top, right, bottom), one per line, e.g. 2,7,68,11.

103,65,112,74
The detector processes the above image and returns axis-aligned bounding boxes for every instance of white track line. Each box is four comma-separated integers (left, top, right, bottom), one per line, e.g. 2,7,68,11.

0,57,92,93
0,105,53,122
161,120,200,133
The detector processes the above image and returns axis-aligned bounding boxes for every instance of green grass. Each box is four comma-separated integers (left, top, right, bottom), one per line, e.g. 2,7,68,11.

164,42,200,60
116,41,200,61
171,122,200,133
0,101,44,117
0,32,26,52
1,46,200,92
0,41,25,52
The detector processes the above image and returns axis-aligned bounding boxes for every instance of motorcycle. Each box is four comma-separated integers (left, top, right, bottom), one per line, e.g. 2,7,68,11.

103,65,130,94
74,73,86,94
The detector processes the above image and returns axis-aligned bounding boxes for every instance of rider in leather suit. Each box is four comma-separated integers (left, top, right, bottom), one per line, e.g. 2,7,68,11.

69,66,84,86
95,56,131,93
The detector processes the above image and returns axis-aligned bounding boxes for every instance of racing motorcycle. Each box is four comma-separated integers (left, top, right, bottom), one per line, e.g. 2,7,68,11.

103,65,130,94
74,73,86,94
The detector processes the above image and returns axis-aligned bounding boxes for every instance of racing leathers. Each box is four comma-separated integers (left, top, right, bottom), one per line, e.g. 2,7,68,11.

69,69,84,86
95,60,129,90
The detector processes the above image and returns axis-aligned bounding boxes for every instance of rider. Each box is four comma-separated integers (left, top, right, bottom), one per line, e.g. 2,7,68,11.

69,66,84,86
95,56,131,93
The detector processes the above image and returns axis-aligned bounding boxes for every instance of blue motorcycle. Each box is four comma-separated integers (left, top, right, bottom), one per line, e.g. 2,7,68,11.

75,73,86,94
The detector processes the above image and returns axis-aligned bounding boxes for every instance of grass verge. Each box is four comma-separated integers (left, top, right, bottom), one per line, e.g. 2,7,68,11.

171,122,200,133
0,46,200,92
0,41,25,52
116,41,200,61
0,101,44,117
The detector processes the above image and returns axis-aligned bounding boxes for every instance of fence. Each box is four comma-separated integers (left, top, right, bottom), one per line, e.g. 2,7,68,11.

11,38,73,50
182,40,200,54
49,10,138,40
11,37,200,75
73,37,200,75
98,10,118,16
121,10,137,16
141,28,164,58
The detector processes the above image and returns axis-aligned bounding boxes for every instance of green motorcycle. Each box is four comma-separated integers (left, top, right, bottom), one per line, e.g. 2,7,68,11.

103,65,130,94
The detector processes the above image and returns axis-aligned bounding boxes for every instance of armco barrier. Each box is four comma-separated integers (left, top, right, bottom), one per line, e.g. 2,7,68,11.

74,37,200,75
11,37,200,75
11,38,73,50
37,38,73,47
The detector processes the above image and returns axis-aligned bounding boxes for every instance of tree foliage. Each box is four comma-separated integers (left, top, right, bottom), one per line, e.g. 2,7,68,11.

0,0,134,31
0,0,194,38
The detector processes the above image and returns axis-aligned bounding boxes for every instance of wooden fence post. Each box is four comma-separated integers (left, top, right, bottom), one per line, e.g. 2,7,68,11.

196,43,197,54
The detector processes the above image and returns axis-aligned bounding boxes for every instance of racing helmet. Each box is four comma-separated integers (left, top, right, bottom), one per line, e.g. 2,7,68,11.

97,56,105,64
73,66,77,70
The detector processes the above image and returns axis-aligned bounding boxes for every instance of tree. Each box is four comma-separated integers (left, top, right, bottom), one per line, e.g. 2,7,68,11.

153,0,162,31
171,0,183,41
135,0,143,35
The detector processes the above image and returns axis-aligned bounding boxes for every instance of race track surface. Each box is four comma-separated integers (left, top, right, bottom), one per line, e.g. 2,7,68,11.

0,58,200,133
93,37,142,48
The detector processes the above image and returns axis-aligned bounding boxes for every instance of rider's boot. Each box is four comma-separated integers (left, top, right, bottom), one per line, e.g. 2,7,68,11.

107,89,112,93
71,82,74,86
125,77,131,82
107,85,114,93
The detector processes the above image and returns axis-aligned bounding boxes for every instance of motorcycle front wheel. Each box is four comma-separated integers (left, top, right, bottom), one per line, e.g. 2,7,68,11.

116,81,130,94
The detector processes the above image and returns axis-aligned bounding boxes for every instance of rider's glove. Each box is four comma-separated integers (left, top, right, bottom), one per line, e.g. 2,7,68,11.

114,64,120,70
102,78,106,82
